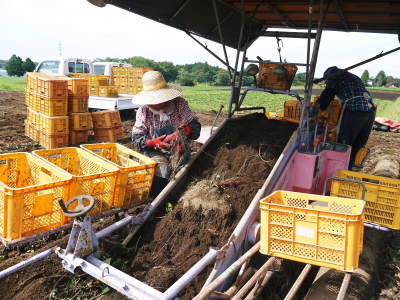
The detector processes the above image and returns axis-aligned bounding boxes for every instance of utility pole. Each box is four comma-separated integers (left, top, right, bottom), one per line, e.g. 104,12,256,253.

58,41,63,57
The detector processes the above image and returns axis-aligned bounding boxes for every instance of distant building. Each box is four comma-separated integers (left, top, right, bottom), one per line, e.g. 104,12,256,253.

0,69,8,76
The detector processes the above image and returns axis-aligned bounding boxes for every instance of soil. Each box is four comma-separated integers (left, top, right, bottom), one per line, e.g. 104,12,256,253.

128,117,297,299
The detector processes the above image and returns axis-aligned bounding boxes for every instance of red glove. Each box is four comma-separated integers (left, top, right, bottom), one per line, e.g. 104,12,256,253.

145,135,169,149
164,132,178,143
179,124,192,136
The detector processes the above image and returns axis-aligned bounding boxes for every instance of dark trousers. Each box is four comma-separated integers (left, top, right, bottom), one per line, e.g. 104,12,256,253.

338,110,375,169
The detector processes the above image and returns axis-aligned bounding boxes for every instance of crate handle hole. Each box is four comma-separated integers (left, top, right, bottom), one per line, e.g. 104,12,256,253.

362,178,380,184
308,200,328,207
0,160,6,165
41,167,52,176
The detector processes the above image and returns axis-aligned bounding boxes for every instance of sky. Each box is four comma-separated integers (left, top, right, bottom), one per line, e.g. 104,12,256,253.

1,0,399,78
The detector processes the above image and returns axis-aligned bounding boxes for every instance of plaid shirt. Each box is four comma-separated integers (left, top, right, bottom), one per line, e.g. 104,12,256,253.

325,71,374,112
132,97,198,139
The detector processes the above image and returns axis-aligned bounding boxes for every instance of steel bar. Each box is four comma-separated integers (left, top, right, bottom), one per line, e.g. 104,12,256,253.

212,0,232,80
0,248,53,280
231,257,276,300
97,215,135,240
206,11,235,36
245,59,307,66
314,46,400,84
168,0,192,21
333,0,349,31
260,31,317,39
186,32,235,73
264,2,296,27
193,242,261,300
164,249,219,299
284,264,313,300
83,255,165,299
336,273,352,300
228,1,246,118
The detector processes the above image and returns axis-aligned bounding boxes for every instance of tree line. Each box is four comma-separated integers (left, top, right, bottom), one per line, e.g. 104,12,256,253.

2,55,36,76
361,70,400,87
95,56,254,86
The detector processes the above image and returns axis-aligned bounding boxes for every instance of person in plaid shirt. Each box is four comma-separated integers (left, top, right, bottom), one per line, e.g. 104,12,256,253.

317,66,376,168
132,71,201,196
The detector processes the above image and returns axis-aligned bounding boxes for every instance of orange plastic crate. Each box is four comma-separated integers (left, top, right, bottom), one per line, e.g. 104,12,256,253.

0,152,72,240
33,148,119,216
40,132,69,149
68,95,89,113
69,112,92,131
67,78,89,97
81,143,156,207
91,110,122,129
69,130,89,145
98,86,119,97
39,114,69,134
93,126,123,142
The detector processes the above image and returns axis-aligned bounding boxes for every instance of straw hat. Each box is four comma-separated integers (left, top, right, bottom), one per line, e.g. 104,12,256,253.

133,71,182,105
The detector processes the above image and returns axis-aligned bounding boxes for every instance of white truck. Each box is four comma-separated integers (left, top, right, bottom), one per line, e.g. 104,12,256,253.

34,58,140,112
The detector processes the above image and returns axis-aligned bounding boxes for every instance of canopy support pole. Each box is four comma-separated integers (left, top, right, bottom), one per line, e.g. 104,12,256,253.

212,0,233,80
186,31,235,73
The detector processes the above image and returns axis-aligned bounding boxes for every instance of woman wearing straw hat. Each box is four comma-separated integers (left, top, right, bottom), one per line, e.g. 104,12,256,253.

132,71,201,196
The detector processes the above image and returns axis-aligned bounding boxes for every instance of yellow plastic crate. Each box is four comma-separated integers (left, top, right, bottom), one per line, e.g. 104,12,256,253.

330,170,400,229
33,148,119,216
0,152,72,240
39,132,69,149
69,112,92,131
39,113,69,134
68,95,89,113
35,96,68,116
93,126,123,142
91,110,122,129
260,191,365,271
70,130,89,145
67,78,89,97
81,143,156,208
98,86,119,97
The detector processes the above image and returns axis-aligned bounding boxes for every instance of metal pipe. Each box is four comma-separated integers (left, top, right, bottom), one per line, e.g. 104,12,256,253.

336,273,351,300
193,242,261,300
212,0,232,80
186,32,235,73
164,249,219,299
96,214,135,240
232,257,276,300
0,248,53,280
245,59,308,66
228,1,246,118
284,264,313,300
314,46,400,84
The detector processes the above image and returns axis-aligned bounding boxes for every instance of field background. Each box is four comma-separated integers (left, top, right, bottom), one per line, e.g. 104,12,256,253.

0,77,399,120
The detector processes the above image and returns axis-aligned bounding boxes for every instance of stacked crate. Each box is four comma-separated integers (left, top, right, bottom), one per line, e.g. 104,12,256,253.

67,78,91,145
25,73,69,148
112,67,152,95
91,110,123,142
69,74,112,96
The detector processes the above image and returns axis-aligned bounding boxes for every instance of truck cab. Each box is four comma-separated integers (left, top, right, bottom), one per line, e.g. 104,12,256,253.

35,58,94,76
93,62,132,76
